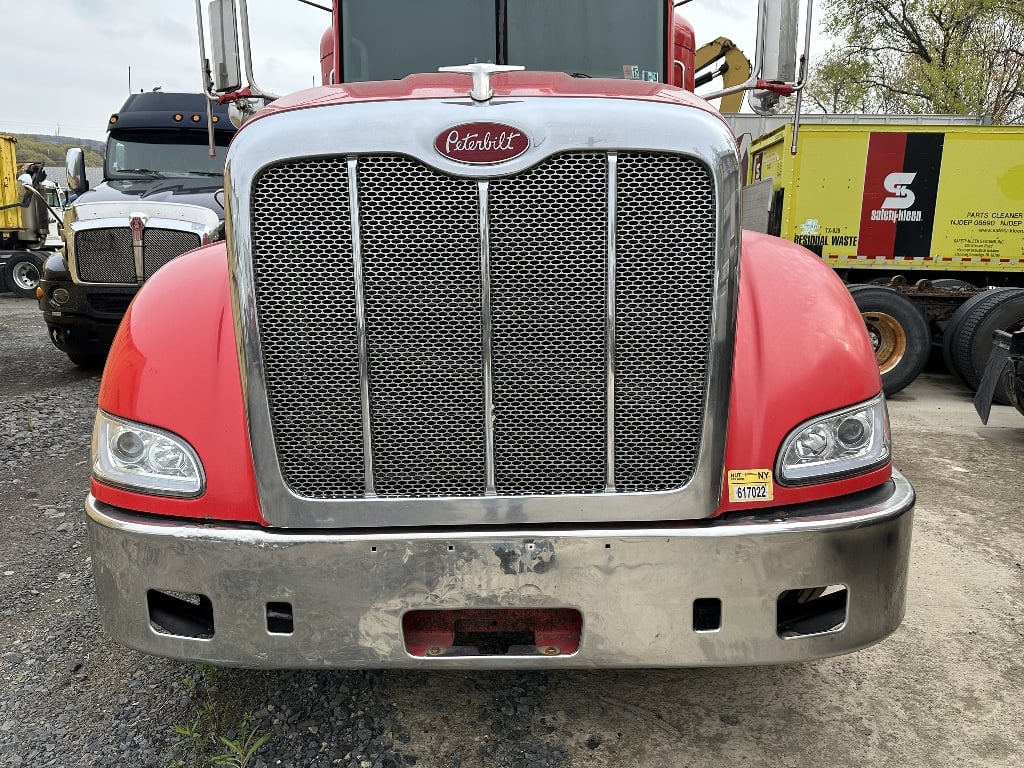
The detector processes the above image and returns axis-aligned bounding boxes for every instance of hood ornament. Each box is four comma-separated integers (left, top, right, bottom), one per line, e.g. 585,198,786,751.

439,63,525,102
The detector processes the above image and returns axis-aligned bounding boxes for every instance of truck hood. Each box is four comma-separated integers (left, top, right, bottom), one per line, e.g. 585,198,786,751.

75,177,225,215
248,71,729,133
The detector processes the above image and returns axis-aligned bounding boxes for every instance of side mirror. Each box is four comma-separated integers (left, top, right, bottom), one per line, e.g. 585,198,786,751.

66,148,89,195
748,0,800,115
209,0,242,92
759,0,799,83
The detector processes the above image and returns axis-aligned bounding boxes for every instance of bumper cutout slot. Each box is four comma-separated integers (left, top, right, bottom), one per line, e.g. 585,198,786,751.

693,597,722,632
777,585,848,637
147,589,214,639
403,608,582,657
266,602,294,635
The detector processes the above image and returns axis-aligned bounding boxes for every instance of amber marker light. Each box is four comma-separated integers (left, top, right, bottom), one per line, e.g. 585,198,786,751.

109,116,118,124
192,114,201,122
212,115,219,123
173,114,183,122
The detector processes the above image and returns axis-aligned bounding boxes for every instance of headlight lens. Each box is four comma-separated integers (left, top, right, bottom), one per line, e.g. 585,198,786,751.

92,411,205,497
777,395,891,485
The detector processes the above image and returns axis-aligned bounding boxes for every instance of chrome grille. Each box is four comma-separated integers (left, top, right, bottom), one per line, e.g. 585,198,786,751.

489,153,608,495
252,158,365,499
358,156,486,497
250,151,716,500
143,229,201,278
615,153,716,491
75,228,134,283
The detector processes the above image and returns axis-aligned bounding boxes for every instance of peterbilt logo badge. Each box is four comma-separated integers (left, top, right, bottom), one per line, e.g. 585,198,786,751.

434,123,529,164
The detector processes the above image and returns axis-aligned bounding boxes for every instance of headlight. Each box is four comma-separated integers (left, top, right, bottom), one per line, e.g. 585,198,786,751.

92,411,205,497
776,395,891,485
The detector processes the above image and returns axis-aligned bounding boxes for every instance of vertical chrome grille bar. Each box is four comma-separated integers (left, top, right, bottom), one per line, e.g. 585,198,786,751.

479,180,496,496
132,237,145,284
605,153,618,492
348,156,376,498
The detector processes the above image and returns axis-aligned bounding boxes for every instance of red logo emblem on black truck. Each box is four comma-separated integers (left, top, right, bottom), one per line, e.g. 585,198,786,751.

435,123,529,164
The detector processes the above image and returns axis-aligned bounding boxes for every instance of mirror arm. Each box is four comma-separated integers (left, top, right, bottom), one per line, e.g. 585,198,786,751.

701,0,814,109
195,0,221,158
236,0,279,101
790,0,814,155
701,74,760,102
195,0,219,101
699,0,769,101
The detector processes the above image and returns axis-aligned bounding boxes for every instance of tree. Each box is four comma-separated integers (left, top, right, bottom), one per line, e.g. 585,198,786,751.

805,0,1024,123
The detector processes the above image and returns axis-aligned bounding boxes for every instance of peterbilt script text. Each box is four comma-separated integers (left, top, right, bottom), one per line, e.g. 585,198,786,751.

434,122,530,163
444,128,523,154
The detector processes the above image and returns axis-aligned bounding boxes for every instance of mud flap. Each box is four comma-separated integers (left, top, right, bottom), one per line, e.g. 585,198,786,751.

974,330,1021,424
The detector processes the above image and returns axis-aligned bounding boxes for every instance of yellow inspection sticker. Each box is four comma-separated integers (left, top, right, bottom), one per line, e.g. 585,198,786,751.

728,469,774,502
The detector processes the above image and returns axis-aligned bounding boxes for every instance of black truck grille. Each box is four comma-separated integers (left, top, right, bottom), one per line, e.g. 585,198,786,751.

250,151,717,500
74,227,200,283
143,229,201,278
74,229,135,283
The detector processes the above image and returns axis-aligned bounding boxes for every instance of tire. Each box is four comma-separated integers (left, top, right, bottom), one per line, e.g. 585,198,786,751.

942,288,1024,404
4,252,44,298
848,285,931,396
66,351,106,370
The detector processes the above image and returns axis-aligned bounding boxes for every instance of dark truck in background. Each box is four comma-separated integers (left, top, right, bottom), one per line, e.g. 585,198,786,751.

38,92,235,367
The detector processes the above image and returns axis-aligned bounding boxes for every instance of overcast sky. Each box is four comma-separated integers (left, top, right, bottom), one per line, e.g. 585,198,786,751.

1,0,823,143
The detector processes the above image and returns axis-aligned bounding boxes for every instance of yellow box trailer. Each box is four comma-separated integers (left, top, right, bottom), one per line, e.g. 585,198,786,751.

0,134,22,233
746,121,1024,401
748,122,1024,277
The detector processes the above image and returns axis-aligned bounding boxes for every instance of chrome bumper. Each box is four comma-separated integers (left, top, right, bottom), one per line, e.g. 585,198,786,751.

86,472,914,669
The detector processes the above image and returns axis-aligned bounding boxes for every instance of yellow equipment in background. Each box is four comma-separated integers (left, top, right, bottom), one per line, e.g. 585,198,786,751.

694,37,751,113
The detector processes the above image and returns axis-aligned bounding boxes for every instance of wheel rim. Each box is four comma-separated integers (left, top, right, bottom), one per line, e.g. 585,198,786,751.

862,312,907,374
11,261,40,291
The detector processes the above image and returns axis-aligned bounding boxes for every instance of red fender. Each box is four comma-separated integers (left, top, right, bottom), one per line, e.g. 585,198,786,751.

93,245,263,523
720,231,891,511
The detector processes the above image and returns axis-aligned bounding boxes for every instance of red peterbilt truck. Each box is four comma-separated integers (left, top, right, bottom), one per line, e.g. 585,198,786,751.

85,0,914,668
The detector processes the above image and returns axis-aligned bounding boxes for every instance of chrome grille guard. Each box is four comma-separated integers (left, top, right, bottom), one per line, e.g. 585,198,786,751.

225,97,741,528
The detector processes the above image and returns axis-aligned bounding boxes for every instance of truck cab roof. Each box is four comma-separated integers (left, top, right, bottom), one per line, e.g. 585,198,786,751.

110,92,235,134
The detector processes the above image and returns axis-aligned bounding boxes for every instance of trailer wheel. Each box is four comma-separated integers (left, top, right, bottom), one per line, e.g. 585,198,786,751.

4,252,44,298
943,288,1024,404
848,285,931,396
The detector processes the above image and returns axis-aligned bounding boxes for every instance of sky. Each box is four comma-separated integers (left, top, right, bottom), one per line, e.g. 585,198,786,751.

0,0,826,143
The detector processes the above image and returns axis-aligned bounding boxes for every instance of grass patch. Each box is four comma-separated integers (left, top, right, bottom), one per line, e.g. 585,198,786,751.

169,666,272,768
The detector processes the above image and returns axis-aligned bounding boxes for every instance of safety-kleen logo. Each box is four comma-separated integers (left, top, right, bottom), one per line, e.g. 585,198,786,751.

871,172,922,222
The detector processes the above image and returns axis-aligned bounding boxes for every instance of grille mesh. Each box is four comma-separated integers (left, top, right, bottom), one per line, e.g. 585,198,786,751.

358,156,486,497
252,158,365,499
249,150,716,501
489,153,608,495
143,229,201,278
75,229,135,283
614,153,717,491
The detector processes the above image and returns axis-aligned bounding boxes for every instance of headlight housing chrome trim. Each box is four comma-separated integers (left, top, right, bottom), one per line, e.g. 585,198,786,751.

92,411,205,498
776,395,891,486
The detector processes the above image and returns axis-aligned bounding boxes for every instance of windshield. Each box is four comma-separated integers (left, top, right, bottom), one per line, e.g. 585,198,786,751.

340,0,664,83
105,131,231,181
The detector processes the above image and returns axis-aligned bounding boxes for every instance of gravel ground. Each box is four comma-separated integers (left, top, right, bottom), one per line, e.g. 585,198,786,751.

1,291,1022,767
